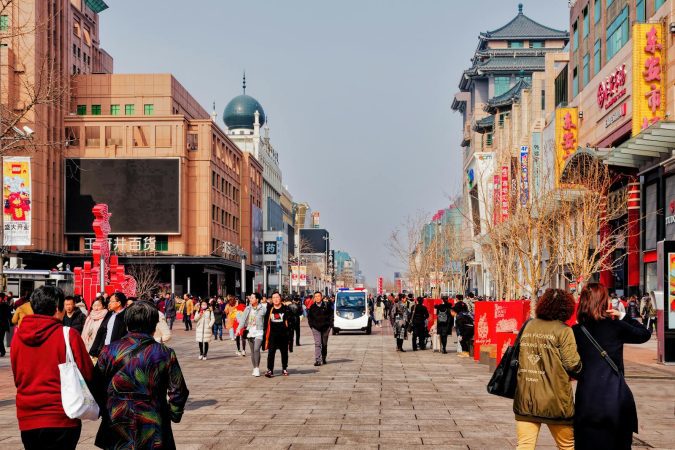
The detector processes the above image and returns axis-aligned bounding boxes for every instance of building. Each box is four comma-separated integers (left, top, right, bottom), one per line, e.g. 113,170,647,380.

62,73,262,297
451,4,569,296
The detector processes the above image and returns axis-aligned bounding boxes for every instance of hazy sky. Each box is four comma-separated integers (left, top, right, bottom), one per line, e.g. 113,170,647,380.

100,0,569,283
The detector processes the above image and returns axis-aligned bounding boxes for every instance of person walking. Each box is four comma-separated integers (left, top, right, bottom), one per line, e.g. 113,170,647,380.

181,295,194,331
11,286,94,450
572,283,652,450
390,294,409,352
94,301,189,450
626,295,640,320
452,302,474,357
89,292,128,359
81,298,107,352
0,293,11,357
154,310,172,344
434,296,454,353
287,296,303,349
513,289,582,450
410,297,430,351
164,293,177,330
640,292,657,332
238,293,266,377
307,291,333,366
234,299,247,356
212,301,224,340
194,299,215,360
62,296,86,334
225,296,238,340
263,292,291,377
374,296,384,327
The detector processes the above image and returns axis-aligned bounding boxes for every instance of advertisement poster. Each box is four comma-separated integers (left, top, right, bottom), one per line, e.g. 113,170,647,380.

520,146,529,206
3,157,31,246
252,205,263,264
299,265,307,287
669,253,675,330
555,107,578,182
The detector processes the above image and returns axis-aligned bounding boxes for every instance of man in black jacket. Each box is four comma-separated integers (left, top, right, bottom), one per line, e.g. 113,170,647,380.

410,297,429,351
61,296,85,334
89,292,128,358
307,291,333,366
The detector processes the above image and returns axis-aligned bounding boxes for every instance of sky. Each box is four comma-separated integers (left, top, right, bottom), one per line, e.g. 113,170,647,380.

100,0,569,284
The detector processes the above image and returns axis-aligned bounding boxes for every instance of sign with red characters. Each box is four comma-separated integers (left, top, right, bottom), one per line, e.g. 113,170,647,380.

597,64,627,110
473,301,531,363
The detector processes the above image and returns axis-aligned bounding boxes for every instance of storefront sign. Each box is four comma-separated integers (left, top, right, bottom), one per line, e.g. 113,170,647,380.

520,146,529,206
501,165,510,221
555,108,578,179
605,102,628,128
597,64,627,110
84,236,159,253
2,157,31,246
291,265,307,287
264,241,277,255
633,23,666,136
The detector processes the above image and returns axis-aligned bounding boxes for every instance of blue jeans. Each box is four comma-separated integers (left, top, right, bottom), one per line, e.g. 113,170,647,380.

213,323,223,339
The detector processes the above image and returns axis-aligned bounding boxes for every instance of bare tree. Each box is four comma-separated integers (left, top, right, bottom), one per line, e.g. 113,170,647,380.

127,264,161,299
387,212,433,296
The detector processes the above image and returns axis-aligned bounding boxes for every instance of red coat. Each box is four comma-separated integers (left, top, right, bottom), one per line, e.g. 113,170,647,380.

11,314,94,431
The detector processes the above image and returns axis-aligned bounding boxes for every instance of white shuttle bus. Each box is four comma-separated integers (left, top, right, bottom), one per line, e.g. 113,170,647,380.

333,288,372,335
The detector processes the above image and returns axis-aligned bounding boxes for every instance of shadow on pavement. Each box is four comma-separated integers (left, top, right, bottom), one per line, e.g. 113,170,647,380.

185,399,218,411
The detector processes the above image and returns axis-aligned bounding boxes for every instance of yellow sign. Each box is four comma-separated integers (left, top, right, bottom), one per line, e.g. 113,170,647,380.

633,23,666,136
555,107,578,181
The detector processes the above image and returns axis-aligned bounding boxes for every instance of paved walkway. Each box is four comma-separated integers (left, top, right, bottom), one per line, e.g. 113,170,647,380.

0,320,674,449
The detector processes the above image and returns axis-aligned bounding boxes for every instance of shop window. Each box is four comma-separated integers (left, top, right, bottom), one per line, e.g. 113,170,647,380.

594,0,601,24
124,104,135,115
594,39,602,75
155,236,168,252
91,105,101,115
582,7,589,38
110,104,120,115
494,76,510,96
155,125,172,147
645,183,657,249
105,126,123,146
132,126,150,147
606,6,628,60
77,105,86,115
0,15,8,31
84,126,100,147
66,236,80,252
144,104,154,115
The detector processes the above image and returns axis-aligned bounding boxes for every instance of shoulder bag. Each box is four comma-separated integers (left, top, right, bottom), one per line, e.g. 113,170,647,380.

59,327,100,420
487,319,531,399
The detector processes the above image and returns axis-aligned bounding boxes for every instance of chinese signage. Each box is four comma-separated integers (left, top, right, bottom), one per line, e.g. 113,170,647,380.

668,253,675,330
264,241,277,255
555,107,578,179
3,157,31,246
633,23,665,136
493,174,500,224
84,236,159,253
377,277,383,295
520,146,529,206
597,64,627,110
276,235,283,270
531,132,541,196
500,165,510,221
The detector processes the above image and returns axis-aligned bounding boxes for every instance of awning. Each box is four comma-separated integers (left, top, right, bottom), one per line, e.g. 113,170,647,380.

598,121,675,169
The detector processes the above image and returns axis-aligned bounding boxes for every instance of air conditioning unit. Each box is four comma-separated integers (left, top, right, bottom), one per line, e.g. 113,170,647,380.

9,257,22,269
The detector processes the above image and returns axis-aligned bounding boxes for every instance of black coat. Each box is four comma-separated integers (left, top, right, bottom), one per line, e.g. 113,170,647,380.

0,302,11,331
434,303,454,336
572,316,651,450
62,308,86,334
89,309,128,358
307,302,333,331
410,303,429,326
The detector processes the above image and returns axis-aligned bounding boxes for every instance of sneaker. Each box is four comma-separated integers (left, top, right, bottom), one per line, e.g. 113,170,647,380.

242,351,246,357
235,351,241,356
203,355,208,360
198,355,203,360
264,370,274,378
282,369,289,376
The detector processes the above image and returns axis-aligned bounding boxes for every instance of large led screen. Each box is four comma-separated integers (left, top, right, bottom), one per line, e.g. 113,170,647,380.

65,158,180,234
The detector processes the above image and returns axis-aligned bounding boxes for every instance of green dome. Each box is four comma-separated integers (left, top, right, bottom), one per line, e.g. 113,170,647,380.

223,94,266,130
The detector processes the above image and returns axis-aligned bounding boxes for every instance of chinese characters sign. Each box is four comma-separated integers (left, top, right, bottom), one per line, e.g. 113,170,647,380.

597,64,627,110
555,107,578,180
520,146,529,206
84,236,158,253
3,157,31,246
633,23,665,136
493,175,500,225
264,241,277,255
500,165,510,221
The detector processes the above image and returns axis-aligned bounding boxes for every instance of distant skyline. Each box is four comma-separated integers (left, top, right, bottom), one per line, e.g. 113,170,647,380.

101,0,569,283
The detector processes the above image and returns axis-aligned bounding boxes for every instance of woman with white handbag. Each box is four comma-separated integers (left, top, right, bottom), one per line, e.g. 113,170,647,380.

11,286,96,450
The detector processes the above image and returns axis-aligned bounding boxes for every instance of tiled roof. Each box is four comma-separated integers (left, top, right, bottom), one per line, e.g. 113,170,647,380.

473,115,494,133
481,7,568,40
465,56,545,78
485,78,531,113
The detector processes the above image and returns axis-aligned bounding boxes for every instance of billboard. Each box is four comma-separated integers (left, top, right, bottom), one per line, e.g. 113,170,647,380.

555,107,578,182
252,205,263,264
65,158,180,234
633,23,665,136
3,157,31,245
299,228,330,254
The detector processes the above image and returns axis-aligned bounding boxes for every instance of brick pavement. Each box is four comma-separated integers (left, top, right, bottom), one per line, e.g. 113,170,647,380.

0,321,673,449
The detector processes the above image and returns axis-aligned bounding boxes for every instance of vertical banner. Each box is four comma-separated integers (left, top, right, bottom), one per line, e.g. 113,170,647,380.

299,265,307,287
633,23,666,136
555,107,578,183
500,165,510,221
531,132,541,196
275,235,283,270
493,175,500,224
520,146,529,206
669,253,675,330
3,157,32,246
291,266,299,287
377,277,383,295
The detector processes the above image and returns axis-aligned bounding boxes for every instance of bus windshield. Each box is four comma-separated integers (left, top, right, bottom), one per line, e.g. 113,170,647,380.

336,292,366,310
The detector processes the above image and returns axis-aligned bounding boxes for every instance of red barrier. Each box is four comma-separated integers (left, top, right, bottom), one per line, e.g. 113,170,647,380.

424,298,455,330
473,300,530,362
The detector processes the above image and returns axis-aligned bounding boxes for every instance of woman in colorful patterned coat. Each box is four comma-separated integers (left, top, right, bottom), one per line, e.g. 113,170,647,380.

94,301,189,450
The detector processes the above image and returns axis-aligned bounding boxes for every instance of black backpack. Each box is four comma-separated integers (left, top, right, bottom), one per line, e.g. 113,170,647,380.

437,308,449,324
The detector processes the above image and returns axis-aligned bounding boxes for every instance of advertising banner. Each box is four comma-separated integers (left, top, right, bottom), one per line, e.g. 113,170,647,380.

275,235,283,270
299,265,307,287
3,157,31,246
555,107,578,182
493,175,500,224
531,132,541,196
377,277,383,295
633,23,665,136
473,301,531,361
520,146,529,206
668,253,675,330
500,165,510,221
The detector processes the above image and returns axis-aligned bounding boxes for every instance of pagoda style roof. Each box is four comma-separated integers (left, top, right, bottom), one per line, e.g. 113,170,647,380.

479,4,568,45
485,78,531,113
473,115,494,133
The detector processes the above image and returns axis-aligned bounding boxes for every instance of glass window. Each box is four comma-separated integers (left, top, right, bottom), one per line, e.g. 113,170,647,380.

606,7,629,60
105,126,123,146
656,0,665,10
573,22,578,51
110,104,120,115
508,41,524,48
583,7,589,38
529,41,544,48
636,0,646,22
572,67,579,98
66,236,80,252
155,236,168,252
76,105,86,115
132,126,150,147
82,27,91,46
143,104,154,115
583,54,590,86
486,133,493,147
84,126,100,147
607,0,614,6
155,125,172,147
494,76,511,96
124,104,135,115
645,183,657,249
91,105,101,115
594,0,601,24
594,39,602,75
0,15,8,31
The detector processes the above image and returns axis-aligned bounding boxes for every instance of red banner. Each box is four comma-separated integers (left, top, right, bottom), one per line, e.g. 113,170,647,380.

473,300,530,361
501,165,510,221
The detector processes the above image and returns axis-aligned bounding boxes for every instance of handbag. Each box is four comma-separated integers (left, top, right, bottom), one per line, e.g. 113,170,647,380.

59,327,100,420
486,319,530,399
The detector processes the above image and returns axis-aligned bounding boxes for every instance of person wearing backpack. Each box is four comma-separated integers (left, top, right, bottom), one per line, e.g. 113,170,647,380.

434,296,454,353
626,295,640,320
640,293,657,332
452,302,474,357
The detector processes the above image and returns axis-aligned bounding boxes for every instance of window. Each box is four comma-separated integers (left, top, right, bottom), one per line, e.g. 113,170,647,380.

212,171,216,187
124,104,135,115
572,67,579,98
529,41,544,48
555,66,568,107
155,236,168,252
541,89,546,111
0,15,8,31
494,76,510,96
82,27,91,46
656,0,666,10
607,0,614,6
508,41,524,48
583,7,589,38
105,126,123,146
573,22,578,51
110,104,120,115
133,126,150,147
212,205,216,221
73,44,77,55
91,105,101,115
155,126,172,147
583,54,590,86
73,20,81,37
143,104,154,115
76,105,86,115
84,126,100,147
66,236,80,252
606,7,628,60
594,0,601,24
594,39,602,75
499,112,509,127
486,133,493,146
636,0,646,22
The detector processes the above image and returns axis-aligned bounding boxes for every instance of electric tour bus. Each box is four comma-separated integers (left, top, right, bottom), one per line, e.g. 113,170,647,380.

333,288,371,335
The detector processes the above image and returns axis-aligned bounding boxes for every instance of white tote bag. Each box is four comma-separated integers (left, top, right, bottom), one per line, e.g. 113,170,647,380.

59,327,100,420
